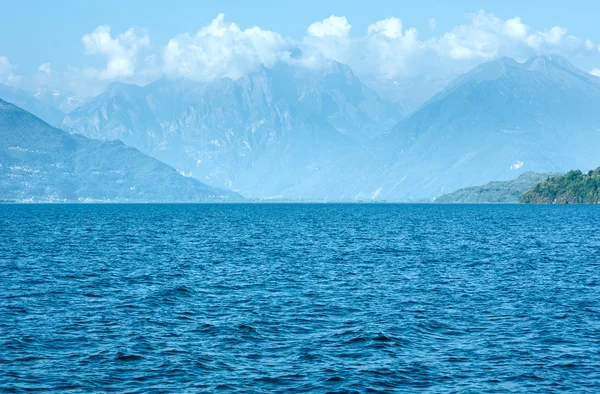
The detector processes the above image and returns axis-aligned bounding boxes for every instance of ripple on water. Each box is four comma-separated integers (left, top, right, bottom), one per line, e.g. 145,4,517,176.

1,204,600,392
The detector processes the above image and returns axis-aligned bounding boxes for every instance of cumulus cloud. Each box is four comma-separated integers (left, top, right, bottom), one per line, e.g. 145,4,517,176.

525,26,567,50
431,11,595,62
368,18,404,39
82,25,150,80
163,13,289,81
307,15,351,37
5,11,600,100
299,10,598,83
0,56,22,86
301,16,354,69
503,17,527,40
360,18,422,79
435,12,552,61
591,68,600,77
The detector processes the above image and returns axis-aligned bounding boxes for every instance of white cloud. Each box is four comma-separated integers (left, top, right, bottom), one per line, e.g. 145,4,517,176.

360,18,422,79
82,25,150,80
5,11,600,100
504,17,528,40
584,39,595,51
525,26,567,50
591,68,600,77
288,10,600,102
429,18,437,30
160,11,599,95
37,62,52,75
307,15,351,38
368,18,403,39
0,56,22,86
421,11,596,66
435,21,502,61
163,13,289,81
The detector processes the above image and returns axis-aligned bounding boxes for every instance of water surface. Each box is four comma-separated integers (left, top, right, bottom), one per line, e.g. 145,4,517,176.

1,204,599,392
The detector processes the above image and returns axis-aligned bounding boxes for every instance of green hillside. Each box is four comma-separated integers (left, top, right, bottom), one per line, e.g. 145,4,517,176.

436,172,557,203
520,168,600,204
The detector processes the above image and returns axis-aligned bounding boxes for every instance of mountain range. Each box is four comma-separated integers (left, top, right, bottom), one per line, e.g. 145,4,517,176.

62,62,402,198
284,55,600,200
0,99,240,202
1,54,599,202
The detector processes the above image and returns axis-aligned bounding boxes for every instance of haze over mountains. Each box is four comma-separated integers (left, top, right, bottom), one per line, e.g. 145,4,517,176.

62,62,402,198
285,55,600,200
0,83,65,127
0,99,240,202
1,54,600,202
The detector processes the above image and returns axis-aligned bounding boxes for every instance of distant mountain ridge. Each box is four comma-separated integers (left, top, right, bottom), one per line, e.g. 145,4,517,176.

435,172,558,203
0,99,241,202
33,88,88,114
0,83,64,126
12,54,599,202
63,62,402,198
284,55,600,201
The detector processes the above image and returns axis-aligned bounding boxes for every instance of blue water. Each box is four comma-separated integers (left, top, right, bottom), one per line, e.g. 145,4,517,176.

1,204,599,392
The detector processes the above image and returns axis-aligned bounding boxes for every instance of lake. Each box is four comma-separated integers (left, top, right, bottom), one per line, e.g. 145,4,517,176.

1,204,599,392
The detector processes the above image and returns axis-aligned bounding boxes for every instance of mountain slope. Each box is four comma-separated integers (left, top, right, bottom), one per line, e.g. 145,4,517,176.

286,55,600,201
0,99,241,202
63,62,402,198
435,172,558,203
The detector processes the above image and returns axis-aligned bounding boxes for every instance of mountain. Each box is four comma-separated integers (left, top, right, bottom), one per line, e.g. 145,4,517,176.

63,62,402,198
363,75,449,115
0,99,241,202
34,88,88,114
0,83,64,126
520,168,600,204
435,172,558,203
285,55,600,201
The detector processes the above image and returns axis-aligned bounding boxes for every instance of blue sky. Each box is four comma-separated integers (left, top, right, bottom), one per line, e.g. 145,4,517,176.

1,0,599,96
